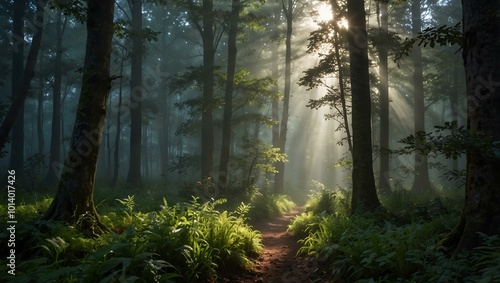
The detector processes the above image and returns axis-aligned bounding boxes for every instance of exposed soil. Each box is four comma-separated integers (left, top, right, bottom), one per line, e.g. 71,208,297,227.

217,209,332,283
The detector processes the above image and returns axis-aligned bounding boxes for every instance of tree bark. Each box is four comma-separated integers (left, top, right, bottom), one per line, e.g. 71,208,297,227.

439,0,500,254
0,0,46,155
110,55,125,189
271,1,280,188
411,0,432,192
201,0,216,180
331,0,353,154
8,0,27,177
218,0,240,189
46,11,67,187
347,0,382,213
274,0,294,195
43,0,114,230
37,45,44,164
126,0,143,188
377,2,391,193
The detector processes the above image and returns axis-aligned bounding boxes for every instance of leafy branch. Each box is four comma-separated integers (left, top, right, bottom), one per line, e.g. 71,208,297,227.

395,22,463,62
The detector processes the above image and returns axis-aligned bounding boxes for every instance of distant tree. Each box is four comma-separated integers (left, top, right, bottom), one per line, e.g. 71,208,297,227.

410,0,432,192
45,10,68,187
0,0,47,156
200,0,216,180
126,0,143,188
376,0,391,193
110,49,126,189
43,0,115,229
299,0,353,152
274,0,298,194
218,0,241,188
8,0,27,177
347,0,382,213
439,0,500,254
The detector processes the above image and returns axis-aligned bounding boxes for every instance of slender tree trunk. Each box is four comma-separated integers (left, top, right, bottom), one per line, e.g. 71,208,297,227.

438,0,500,254
126,0,143,188
159,17,170,179
0,0,46,154
110,57,124,189
347,0,382,213
378,2,391,193
218,0,240,189
274,0,294,194
46,11,67,187
43,0,115,230
411,0,432,192
331,0,353,153
8,0,26,177
270,1,281,185
201,0,216,180
37,46,44,161
143,124,149,178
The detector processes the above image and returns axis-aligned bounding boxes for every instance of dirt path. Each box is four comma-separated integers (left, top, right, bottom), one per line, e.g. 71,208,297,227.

217,209,329,283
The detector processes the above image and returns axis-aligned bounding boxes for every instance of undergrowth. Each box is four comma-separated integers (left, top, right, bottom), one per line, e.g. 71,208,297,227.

247,192,296,221
0,195,264,282
288,186,500,282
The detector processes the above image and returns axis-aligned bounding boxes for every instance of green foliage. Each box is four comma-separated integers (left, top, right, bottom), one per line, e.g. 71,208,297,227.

396,121,500,160
232,137,287,188
304,185,351,216
395,22,463,62
289,184,497,282
0,196,263,282
247,192,296,221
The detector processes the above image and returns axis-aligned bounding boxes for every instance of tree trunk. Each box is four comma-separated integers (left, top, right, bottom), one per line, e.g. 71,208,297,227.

159,17,170,179
0,1,46,154
46,11,67,187
110,56,124,189
126,0,143,188
439,0,500,254
411,0,432,192
218,0,240,189
274,0,294,195
377,2,391,193
37,45,44,164
331,0,353,154
43,0,115,230
347,0,382,213
8,0,26,177
201,0,216,180
271,1,280,187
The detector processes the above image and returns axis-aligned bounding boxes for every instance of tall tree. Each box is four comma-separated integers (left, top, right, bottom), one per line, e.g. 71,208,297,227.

377,1,391,193
46,10,68,186
439,0,500,254
218,0,241,188
8,0,27,177
37,43,45,161
126,0,143,188
274,0,295,194
110,51,125,189
347,0,382,213
43,0,115,228
410,0,432,192
0,0,47,153
200,0,216,180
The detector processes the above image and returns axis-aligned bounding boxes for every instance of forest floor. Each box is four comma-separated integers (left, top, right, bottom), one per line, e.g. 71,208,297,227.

217,208,332,283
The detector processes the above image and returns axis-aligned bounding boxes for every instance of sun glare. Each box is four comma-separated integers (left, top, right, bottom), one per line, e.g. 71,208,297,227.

314,3,333,22
338,17,349,29
312,3,349,30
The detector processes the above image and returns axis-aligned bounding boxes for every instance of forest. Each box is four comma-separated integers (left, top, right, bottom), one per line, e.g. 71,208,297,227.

0,0,499,282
